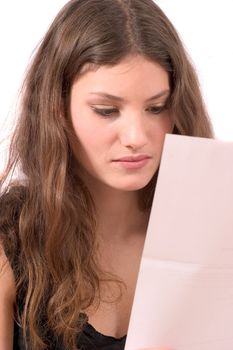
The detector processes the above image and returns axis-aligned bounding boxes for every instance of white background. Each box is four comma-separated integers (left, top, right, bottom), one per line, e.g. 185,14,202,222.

1,1,233,172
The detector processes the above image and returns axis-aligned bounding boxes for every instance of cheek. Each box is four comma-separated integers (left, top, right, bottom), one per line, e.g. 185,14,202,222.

71,111,93,146
72,118,108,157
153,115,174,140
161,112,174,133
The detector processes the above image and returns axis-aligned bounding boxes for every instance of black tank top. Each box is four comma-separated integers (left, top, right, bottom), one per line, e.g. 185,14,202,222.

13,319,126,349
10,248,127,350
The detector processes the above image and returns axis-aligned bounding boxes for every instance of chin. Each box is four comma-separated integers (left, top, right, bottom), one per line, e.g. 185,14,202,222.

114,178,153,192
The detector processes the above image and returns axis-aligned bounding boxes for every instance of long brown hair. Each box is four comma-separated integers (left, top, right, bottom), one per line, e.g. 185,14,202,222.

0,0,214,349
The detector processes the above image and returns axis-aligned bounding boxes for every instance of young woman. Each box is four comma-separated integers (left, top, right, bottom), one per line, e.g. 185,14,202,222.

0,0,214,349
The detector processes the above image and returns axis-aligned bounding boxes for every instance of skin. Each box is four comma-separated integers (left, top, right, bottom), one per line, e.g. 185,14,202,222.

0,55,175,349
70,54,174,347
70,54,173,194
0,247,16,350
70,56,173,334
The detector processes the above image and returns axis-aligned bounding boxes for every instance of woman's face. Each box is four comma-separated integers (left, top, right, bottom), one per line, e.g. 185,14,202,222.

70,55,174,192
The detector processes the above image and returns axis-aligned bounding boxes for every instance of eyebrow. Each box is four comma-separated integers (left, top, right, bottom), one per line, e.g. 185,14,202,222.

88,89,170,102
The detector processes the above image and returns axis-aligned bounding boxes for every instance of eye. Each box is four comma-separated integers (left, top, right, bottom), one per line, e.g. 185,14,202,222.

146,105,167,115
91,107,119,117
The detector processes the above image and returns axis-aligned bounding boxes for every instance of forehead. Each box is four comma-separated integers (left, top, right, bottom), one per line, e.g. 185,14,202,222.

74,55,169,96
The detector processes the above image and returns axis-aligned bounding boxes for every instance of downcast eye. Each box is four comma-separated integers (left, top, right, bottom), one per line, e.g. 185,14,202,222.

147,105,167,114
92,107,119,117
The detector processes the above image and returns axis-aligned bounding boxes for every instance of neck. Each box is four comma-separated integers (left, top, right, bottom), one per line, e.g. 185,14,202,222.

87,182,149,243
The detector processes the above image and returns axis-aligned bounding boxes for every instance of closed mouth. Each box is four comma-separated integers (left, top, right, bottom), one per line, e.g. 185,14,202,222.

113,155,151,162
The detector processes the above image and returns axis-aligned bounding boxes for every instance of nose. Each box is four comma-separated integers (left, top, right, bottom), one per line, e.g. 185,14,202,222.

119,112,147,150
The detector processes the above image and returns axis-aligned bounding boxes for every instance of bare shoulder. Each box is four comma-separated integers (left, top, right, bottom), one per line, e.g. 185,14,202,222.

0,243,16,350
0,185,25,349
0,185,23,300
0,243,16,299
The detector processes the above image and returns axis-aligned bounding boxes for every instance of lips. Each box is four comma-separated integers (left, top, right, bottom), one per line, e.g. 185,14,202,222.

113,154,151,162
112,154,151,170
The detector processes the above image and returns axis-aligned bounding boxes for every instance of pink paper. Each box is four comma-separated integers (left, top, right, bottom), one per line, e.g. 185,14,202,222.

125,134,233,350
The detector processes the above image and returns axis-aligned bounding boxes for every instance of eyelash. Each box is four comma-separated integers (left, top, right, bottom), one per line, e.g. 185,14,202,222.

91,105,167,117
